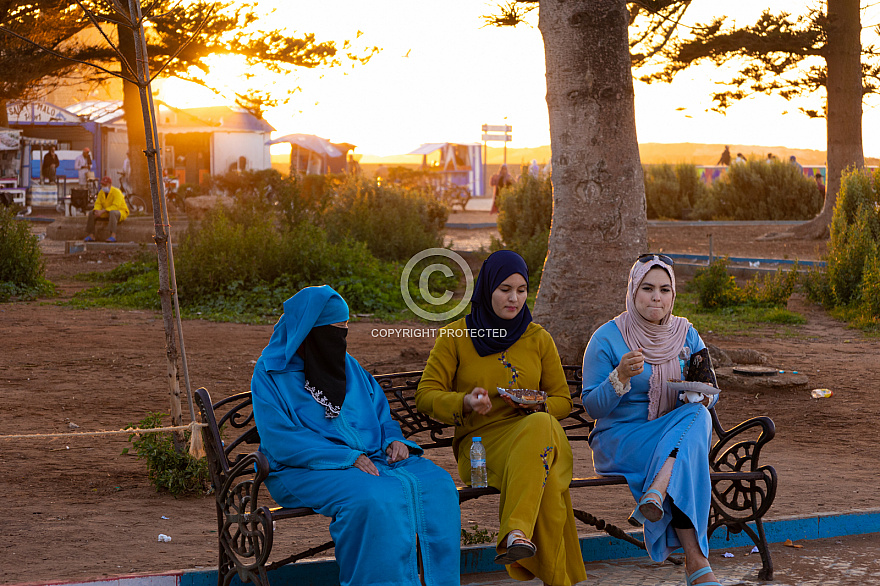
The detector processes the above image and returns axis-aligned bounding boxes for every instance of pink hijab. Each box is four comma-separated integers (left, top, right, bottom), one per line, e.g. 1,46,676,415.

613,256,691,420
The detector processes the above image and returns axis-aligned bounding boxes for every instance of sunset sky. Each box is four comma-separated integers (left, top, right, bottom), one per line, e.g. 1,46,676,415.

158,1,880,159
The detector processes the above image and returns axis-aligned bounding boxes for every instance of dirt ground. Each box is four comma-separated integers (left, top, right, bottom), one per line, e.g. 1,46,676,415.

1,220,877,585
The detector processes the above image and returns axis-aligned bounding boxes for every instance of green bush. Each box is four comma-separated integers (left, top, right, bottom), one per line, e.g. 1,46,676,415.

493,174,552,280
826,168,880,305
0,208,54,301
123,412,210,496
174,205,403,319
643,163,707,220
696,160,822,221
687,257,744,308
323,175,448,261
743,264,799,306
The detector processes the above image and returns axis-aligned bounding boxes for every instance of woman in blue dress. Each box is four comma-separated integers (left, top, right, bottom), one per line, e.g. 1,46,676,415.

581,255,722,586
251,285,461,586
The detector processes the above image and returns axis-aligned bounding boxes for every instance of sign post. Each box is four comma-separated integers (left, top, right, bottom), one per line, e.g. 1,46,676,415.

482,124,513,165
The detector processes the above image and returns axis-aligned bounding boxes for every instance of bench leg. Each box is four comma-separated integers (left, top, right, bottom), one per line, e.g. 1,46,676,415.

754,517,774,581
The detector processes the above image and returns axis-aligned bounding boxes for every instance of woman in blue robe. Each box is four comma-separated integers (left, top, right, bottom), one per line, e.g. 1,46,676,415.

581,255,723,586
251,285,461,586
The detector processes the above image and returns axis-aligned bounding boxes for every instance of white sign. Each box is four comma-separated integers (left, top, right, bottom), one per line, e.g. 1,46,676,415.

482,124,512,133
6,101,80,124
482,133,512,142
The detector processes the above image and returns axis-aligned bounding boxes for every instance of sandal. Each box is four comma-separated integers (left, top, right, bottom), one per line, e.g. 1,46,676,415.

686,565,722,586
84,235,94,242
627,488,664,527
494,530,536,565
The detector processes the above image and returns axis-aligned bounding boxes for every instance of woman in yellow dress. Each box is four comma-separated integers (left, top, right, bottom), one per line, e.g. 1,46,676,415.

416,250,586,586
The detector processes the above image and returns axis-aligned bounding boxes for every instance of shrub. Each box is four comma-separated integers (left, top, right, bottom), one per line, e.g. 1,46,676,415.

323,175,448,261
860,251,880,322
742,264,799,306
643,163,707,220
123,413,210,496
826,168,880,305
697,160,822,221
0,208,54,301
687,257,743,308
493,174,552,280
174,205,403,318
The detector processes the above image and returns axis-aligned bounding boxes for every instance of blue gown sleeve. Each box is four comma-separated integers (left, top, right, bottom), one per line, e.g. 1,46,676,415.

581,324,627,420
252,365,361,471
366,370,424,456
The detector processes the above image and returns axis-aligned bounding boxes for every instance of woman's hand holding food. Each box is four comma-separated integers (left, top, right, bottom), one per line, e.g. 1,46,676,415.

463,387,492,415
616,348,644,385
385,440,410,464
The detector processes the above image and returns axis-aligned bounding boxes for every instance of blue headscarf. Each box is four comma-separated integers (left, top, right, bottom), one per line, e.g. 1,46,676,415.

261,285,350,372
465,250,532,357
260,286,352,417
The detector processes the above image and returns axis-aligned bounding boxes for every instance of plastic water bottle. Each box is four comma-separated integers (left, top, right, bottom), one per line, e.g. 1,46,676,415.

811,389,833,399
470,437,488,488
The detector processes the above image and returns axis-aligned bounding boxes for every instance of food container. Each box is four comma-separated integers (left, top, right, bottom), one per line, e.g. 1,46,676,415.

497,387,547,405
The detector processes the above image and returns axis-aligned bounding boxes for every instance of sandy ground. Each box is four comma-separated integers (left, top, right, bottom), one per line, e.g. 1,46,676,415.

0,218,876,584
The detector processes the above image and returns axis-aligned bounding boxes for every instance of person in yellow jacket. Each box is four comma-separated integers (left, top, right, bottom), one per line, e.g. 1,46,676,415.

84,176,129,242
416,250,587,586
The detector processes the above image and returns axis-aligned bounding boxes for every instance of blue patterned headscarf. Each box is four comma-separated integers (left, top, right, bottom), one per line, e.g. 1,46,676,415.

465,250,532,357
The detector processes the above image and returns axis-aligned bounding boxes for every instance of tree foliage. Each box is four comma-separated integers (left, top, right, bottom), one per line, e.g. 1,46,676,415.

637,6,880,116
0,1,378,120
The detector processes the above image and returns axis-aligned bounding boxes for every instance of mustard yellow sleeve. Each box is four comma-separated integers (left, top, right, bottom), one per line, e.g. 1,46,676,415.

415,332,467,426
538,331,573,420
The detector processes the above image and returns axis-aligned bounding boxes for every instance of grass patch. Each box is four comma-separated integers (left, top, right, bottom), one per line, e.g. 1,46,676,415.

674,290,806,335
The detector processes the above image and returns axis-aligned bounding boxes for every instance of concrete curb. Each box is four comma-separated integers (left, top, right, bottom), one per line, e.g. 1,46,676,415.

14,508,880,586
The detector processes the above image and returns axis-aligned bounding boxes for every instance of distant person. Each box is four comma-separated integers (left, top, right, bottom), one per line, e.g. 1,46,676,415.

75,147,93,186
716,146,731,166
765,153,776,164
347,154,361,175
815,173,826,198
490,164,514,214
733,153,747,165
41,146,59,184
542,159,552,178
789,155,803,173
528,159,540,178
84,176,129,243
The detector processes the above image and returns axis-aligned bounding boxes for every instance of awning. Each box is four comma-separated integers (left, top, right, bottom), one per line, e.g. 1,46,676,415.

408,143,448,156
266,134,342,157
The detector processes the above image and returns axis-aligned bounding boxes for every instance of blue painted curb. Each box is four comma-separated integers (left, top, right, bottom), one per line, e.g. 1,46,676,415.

666,252,826,268
21,509,880,586
446,222,498,230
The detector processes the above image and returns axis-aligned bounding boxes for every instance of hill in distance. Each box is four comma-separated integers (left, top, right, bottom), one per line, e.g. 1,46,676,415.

272,143,878,171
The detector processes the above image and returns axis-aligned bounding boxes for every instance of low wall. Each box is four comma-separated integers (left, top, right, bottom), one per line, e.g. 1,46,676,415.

46,216,189,244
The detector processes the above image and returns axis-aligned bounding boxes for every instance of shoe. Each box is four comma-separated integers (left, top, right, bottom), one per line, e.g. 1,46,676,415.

627,488,664,527
84,236,94,242
686,565,722,586
107,236,117,242
494,530,536,565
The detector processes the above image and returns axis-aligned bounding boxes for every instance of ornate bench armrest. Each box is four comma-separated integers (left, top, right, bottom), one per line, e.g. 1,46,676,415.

219,450,271,518
710,411,775,473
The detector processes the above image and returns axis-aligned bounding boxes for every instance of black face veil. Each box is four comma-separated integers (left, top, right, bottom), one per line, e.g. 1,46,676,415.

299,324,348,418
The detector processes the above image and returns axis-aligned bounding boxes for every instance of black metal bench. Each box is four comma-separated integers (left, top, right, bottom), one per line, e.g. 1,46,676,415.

195,366,777,586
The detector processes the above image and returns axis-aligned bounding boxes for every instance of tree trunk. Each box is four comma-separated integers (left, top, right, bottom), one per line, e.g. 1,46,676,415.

791,0,864,239
117,22,153,212
533,0,647,363
0,99,8,127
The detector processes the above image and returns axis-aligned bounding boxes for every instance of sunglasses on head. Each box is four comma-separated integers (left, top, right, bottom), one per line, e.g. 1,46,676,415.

637,253,674,266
